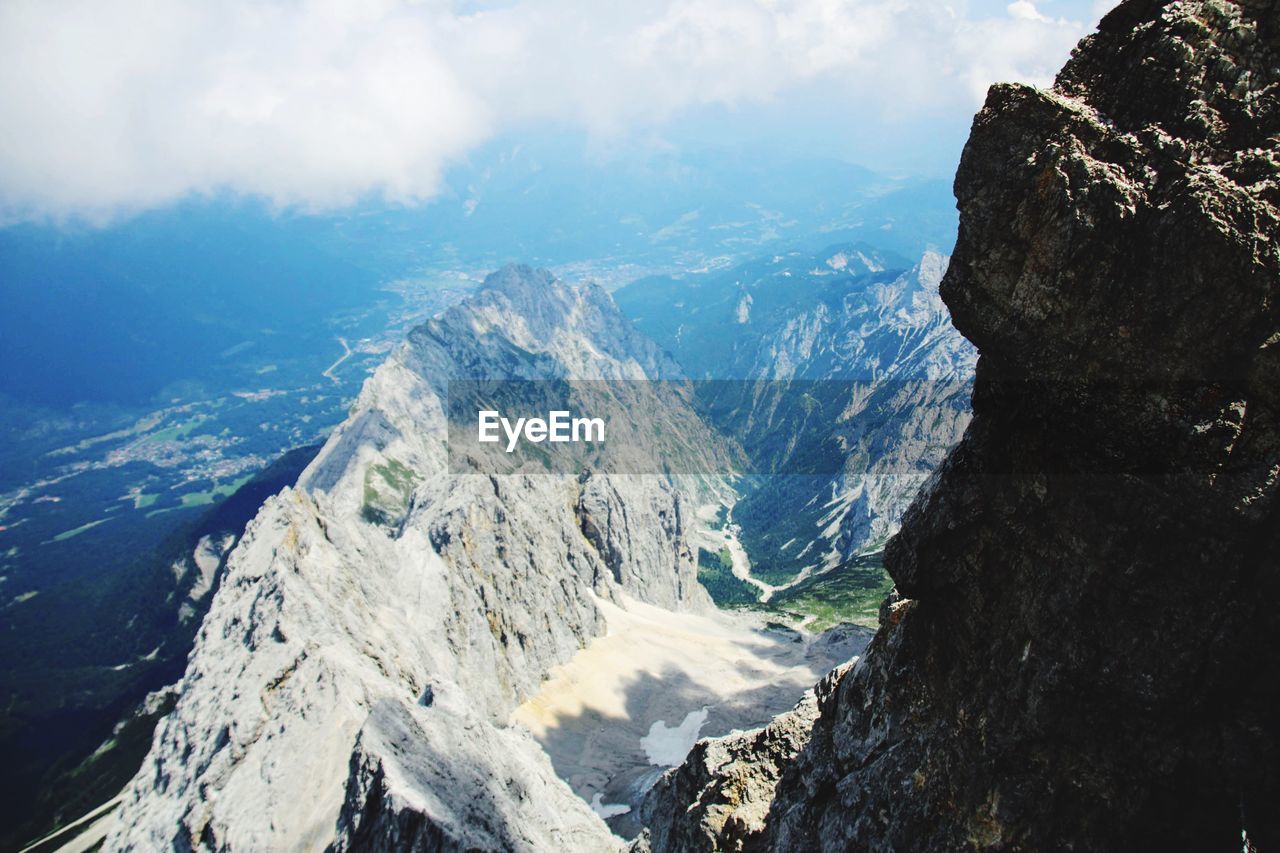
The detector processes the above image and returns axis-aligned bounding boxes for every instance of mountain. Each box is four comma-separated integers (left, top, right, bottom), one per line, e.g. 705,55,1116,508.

100,266,743,849
0,147,948,413
615,246,975,587
636,0,1280,848
323,137,957,274
0,144,957,849
0,443,321,852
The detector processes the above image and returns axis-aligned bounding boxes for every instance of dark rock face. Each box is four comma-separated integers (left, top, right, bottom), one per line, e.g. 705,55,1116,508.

640,1,1279,849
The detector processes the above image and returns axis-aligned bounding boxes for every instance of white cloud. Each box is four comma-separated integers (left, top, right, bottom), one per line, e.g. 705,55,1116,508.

0,0,1101,221
1008,0,1052,22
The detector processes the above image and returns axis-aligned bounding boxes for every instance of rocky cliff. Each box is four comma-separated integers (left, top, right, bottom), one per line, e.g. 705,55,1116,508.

770,251,975,564
638,0,1280,849
617,249,976,580
103,267,732,851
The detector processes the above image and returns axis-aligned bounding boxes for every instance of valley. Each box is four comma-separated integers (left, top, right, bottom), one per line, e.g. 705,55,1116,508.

510,596,869,837
71,258,967,851
2,0,1269,849
0,138,963,852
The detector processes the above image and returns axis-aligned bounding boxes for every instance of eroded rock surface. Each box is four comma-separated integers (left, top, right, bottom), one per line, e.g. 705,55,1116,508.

633,663,851,853
641,1,1280,849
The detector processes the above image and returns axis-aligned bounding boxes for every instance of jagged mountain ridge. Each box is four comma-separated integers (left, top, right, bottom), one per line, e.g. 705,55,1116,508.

104,266,735,850
636,0,1279,849
616,247,976,581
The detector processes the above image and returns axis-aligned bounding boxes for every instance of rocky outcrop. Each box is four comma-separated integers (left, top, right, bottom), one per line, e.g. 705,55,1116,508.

331,697,608,852
641,0,1280,849
103,267,730,851
632,663,851,853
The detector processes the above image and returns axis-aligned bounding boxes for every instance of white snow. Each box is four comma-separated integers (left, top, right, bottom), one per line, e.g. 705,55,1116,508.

589,793,632,819
856,251,884,272
641,707,710,766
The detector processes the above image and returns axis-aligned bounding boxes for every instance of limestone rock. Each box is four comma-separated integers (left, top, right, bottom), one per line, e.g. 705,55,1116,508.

104,267,727,851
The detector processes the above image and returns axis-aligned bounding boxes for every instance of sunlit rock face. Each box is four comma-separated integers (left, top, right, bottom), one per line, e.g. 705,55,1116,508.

105,266,732,851
616,248,978,580
739,250,978,567
637,1,1280,849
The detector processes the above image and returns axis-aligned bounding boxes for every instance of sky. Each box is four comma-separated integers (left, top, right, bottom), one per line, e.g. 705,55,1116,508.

0,0,1111,224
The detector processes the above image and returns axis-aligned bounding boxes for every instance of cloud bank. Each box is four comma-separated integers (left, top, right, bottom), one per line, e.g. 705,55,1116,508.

0,0,1102,221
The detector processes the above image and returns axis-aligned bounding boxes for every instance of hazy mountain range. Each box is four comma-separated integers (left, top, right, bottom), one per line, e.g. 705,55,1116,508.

0,146,958,849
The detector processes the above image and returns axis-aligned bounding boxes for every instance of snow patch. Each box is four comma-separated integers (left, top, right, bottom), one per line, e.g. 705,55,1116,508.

856,251,884,272
641,707,709,766
589,793,632,819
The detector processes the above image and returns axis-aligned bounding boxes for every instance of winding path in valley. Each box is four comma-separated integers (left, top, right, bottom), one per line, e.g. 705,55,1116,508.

322,337,352,384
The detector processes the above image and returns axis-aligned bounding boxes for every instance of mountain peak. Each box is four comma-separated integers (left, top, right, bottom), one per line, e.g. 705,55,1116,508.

477,263,557,297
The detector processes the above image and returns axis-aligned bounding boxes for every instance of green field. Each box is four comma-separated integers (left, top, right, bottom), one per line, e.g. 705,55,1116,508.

761,551,893,631
50,518,113,542
178,475,254,508
141,414,210,445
